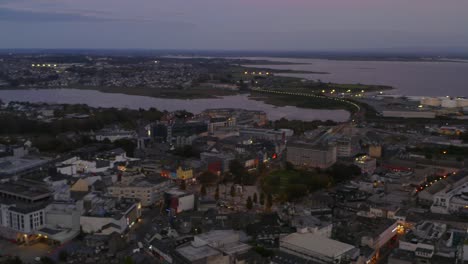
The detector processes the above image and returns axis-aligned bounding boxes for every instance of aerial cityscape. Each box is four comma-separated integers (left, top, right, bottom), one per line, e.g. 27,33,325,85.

1,1,468,264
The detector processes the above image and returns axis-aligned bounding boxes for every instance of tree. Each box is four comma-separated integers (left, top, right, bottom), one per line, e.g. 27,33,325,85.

123,256,134,264
259,193,265,205
257,162,267,178
246,196,253,210
58,250,68,262
253,193,258,204
200,185,207,197
230,185,236,198
39,257,55,264
266,193,273,210
114,139,137,157
1,257,23,264
198,171,219,186
229,159,247,184
214,185,220,200
180,180,186,190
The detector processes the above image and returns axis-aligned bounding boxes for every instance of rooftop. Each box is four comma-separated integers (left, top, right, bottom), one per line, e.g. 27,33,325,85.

281,232,355,258
0,156,49,176
176,245,221,261
0,179,52,201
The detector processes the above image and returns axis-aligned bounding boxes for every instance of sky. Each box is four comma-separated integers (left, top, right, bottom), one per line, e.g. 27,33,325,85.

1,0,468,51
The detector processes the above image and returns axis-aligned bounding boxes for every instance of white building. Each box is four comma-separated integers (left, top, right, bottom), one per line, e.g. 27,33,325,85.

0,180,51,243
430,174,468,214
280,232,356,263
58,148,138,176
95,129,136,142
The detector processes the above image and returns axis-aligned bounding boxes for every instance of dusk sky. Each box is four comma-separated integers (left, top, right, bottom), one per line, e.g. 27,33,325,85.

1,0,468,50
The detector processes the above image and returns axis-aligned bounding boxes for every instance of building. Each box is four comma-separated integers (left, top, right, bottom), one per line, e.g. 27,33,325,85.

0,154,49,179
354,155,377,175
381,110,436,119
239,128,293,142
80,193,141,235
200,151,235,174
58,148,137,176
279,232,357,263
286,141,337,169
164,189,195,214
175,230,251,264
176,166,194,180
0,180,52,243
335,137,353,158
40,201,81,244
399,221,464,260
95,129,136,142
202,108,268,127
208,117,236,133
107,173,173,207
430,172,468,214
369,145,382,158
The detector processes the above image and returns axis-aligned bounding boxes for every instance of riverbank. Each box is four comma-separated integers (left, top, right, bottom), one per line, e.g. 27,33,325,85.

250,88,361,114
0,89,351,122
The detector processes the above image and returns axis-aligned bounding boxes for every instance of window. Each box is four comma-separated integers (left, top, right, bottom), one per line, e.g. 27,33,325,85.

39,212,44,226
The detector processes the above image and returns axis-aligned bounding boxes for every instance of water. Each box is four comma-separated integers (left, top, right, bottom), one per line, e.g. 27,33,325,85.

0,89,350,122
244,57,468,97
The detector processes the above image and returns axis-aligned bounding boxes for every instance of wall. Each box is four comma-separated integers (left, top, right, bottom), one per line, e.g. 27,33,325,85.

80,216,126,234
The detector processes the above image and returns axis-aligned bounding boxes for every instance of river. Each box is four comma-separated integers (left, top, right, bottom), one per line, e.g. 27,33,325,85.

0,89,350,122
243,57,468,97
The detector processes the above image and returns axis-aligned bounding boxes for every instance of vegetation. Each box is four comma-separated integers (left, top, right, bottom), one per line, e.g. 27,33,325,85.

198,171,219,186
0,257,23,264
200,185,207,197
214,185,220,200
172,145,200,158
0,103,165,153
179,180,186,190
58,250,69,262
266,193,273,210
228,159,256,185
269,118,337,135
262,164,361,201
246,196,253,210
113,139,137,157
250,91,360,114
230,185,236,198
252,246,274,258
409,145,468,158
39,257,55,264
259,192,265,205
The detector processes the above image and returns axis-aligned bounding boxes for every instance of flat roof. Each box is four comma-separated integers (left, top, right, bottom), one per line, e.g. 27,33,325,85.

0,156,49,175
0,180,51,200
196,230,238,243
281,233,354,258
176,245,221,261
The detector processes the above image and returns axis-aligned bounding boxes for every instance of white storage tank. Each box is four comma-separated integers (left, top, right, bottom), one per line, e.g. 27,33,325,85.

420,97,442,107
456,98,468,107
441,99,457,108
